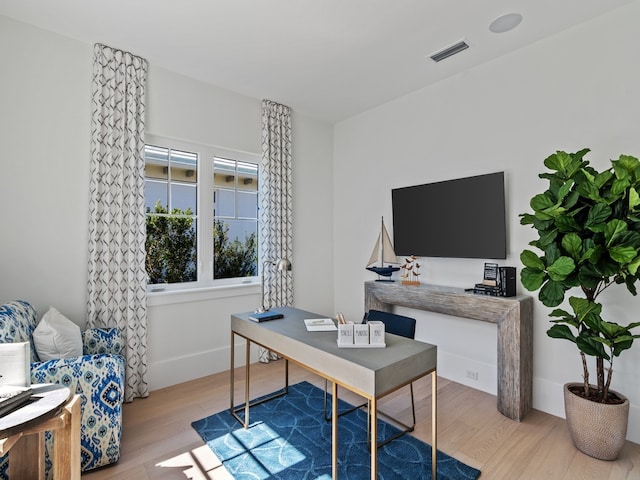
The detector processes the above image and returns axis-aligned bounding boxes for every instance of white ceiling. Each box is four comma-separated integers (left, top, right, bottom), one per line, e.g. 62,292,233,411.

1,0,635,123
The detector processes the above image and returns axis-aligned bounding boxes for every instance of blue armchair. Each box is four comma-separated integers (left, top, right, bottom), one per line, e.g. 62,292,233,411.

0,300,125,479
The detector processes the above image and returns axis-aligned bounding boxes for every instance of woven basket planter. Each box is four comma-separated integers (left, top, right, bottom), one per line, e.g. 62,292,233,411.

564,382,629,460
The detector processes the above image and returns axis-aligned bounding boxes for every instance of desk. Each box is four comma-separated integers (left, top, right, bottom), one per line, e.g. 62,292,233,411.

230,306,438,480
0,384,81,480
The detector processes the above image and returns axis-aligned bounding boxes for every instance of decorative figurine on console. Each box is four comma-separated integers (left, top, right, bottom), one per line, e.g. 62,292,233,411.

401,255,421,285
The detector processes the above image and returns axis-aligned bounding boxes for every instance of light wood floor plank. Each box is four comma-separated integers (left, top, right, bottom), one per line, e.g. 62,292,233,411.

82,360,640,479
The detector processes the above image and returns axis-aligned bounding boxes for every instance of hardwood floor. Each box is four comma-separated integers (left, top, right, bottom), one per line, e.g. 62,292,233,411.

82,361,640,479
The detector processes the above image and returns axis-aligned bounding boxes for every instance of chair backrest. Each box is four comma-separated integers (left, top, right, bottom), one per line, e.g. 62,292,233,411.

0,300,39,362
364,309,416,339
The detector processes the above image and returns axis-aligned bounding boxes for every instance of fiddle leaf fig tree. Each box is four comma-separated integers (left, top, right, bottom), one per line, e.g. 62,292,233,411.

520,149,640,403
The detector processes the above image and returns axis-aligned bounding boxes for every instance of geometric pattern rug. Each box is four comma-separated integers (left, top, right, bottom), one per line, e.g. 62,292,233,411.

192,381,481,479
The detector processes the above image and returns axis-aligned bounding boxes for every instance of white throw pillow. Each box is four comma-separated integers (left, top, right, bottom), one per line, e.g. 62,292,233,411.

33,307,83,361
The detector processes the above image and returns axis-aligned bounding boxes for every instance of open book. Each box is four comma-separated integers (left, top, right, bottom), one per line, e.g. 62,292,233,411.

304,318,337,331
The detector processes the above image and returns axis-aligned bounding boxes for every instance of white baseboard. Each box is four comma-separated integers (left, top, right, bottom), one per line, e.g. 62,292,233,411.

148,343,260,391
436,351,497,395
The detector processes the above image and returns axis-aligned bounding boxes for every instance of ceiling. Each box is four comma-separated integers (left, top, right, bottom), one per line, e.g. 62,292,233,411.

1,0,635,123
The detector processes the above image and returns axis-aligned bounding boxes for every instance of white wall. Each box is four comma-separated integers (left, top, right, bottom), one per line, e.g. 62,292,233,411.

0,16,335,391
0,16,92,321
333,3,640,442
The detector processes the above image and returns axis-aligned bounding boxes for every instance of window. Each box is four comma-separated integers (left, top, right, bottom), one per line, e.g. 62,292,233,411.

213,157,258,279
144,135,259,288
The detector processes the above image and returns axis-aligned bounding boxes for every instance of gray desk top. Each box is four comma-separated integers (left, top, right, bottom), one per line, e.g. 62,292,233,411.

231,306,437,398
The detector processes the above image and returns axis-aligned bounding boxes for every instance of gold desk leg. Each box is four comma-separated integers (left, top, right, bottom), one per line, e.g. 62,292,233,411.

371,396,378,480
230,334,289,427
230,331,235,417
244,338,250,428
332,381,338,480
432,371,437,480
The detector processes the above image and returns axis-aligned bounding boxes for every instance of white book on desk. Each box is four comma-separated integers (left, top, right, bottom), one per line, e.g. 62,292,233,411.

304,318,337,331
0,342,31,387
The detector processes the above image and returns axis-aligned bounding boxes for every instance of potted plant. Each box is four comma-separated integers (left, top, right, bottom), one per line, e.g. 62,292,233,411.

520,149,640,460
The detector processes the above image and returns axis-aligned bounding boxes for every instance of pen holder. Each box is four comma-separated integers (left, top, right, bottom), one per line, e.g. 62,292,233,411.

368,321,385,345
354,323,370,345
338,323,354,345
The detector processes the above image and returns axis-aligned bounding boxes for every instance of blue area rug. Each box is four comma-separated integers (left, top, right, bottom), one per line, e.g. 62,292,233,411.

192,381,480,479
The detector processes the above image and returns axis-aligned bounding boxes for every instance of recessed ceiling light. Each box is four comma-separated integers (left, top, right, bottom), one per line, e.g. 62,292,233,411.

489,13,522,33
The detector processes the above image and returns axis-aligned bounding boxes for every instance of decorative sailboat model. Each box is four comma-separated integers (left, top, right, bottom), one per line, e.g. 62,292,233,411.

366,217,400,281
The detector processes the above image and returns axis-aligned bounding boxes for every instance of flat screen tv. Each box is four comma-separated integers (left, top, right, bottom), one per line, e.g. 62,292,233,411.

392,171,506,259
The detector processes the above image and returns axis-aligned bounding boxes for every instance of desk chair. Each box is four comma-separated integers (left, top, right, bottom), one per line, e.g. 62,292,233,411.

323,309,417,448
364,309,417,447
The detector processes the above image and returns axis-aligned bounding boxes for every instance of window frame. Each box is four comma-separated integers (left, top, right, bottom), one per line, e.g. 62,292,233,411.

145,133,260,293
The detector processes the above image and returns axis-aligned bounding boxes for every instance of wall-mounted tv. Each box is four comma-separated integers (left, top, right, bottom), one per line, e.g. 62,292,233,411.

392,172,506,259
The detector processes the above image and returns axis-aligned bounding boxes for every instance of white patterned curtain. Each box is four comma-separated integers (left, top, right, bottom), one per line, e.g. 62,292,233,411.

259,100,293,362
87,43,149,401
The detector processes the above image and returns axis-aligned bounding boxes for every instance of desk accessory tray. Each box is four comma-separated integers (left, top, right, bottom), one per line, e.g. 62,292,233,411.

337,341,386,348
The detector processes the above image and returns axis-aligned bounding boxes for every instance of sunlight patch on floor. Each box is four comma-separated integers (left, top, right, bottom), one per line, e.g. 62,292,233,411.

155,444,231,479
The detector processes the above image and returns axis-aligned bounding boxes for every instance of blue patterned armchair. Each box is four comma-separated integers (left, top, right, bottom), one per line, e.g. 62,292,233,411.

0,300,125,479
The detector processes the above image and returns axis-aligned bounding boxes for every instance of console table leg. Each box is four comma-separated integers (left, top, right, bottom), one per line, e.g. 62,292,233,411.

432,371,437,479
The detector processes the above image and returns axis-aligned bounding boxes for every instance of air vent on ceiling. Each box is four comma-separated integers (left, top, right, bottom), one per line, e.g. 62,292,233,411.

430,40,469,62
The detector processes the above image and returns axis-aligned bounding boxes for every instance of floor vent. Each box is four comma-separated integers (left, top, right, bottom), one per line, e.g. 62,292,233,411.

430,40,469,62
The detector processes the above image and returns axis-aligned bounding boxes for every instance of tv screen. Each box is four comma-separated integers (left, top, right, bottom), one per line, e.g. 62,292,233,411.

392,172,506,259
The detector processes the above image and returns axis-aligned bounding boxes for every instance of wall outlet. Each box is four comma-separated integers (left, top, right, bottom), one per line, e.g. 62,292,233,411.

466,370,479,381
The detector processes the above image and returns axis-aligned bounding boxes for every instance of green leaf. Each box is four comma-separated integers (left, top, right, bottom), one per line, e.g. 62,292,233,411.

520,250,545,270
539,279,566,307
544,151,571,174
585,203,611,229
612,154,640,178
609,245,637,264
549,308,571,318
555,215,580,233
520,267,545,291
576,334,609,359
537,228,558,247
576,180,601,202
545,244,561,264
547,324,576,343
595,170,613,188
530,193,555,212
561,233,582,259
547,256,576,281
577,263,604,289
520,213,535,225
630,187,640,210
604,219,627,246
611,177,630,196
557,179,575,201
568,297,602,319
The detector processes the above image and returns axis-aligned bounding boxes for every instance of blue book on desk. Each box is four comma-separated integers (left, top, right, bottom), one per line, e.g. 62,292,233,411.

248,312,284,322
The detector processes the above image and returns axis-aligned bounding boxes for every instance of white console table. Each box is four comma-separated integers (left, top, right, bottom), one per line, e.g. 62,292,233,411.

365,281,533,421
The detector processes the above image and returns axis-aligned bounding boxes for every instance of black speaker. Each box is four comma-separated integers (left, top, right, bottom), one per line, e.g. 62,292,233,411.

499,267,516,297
